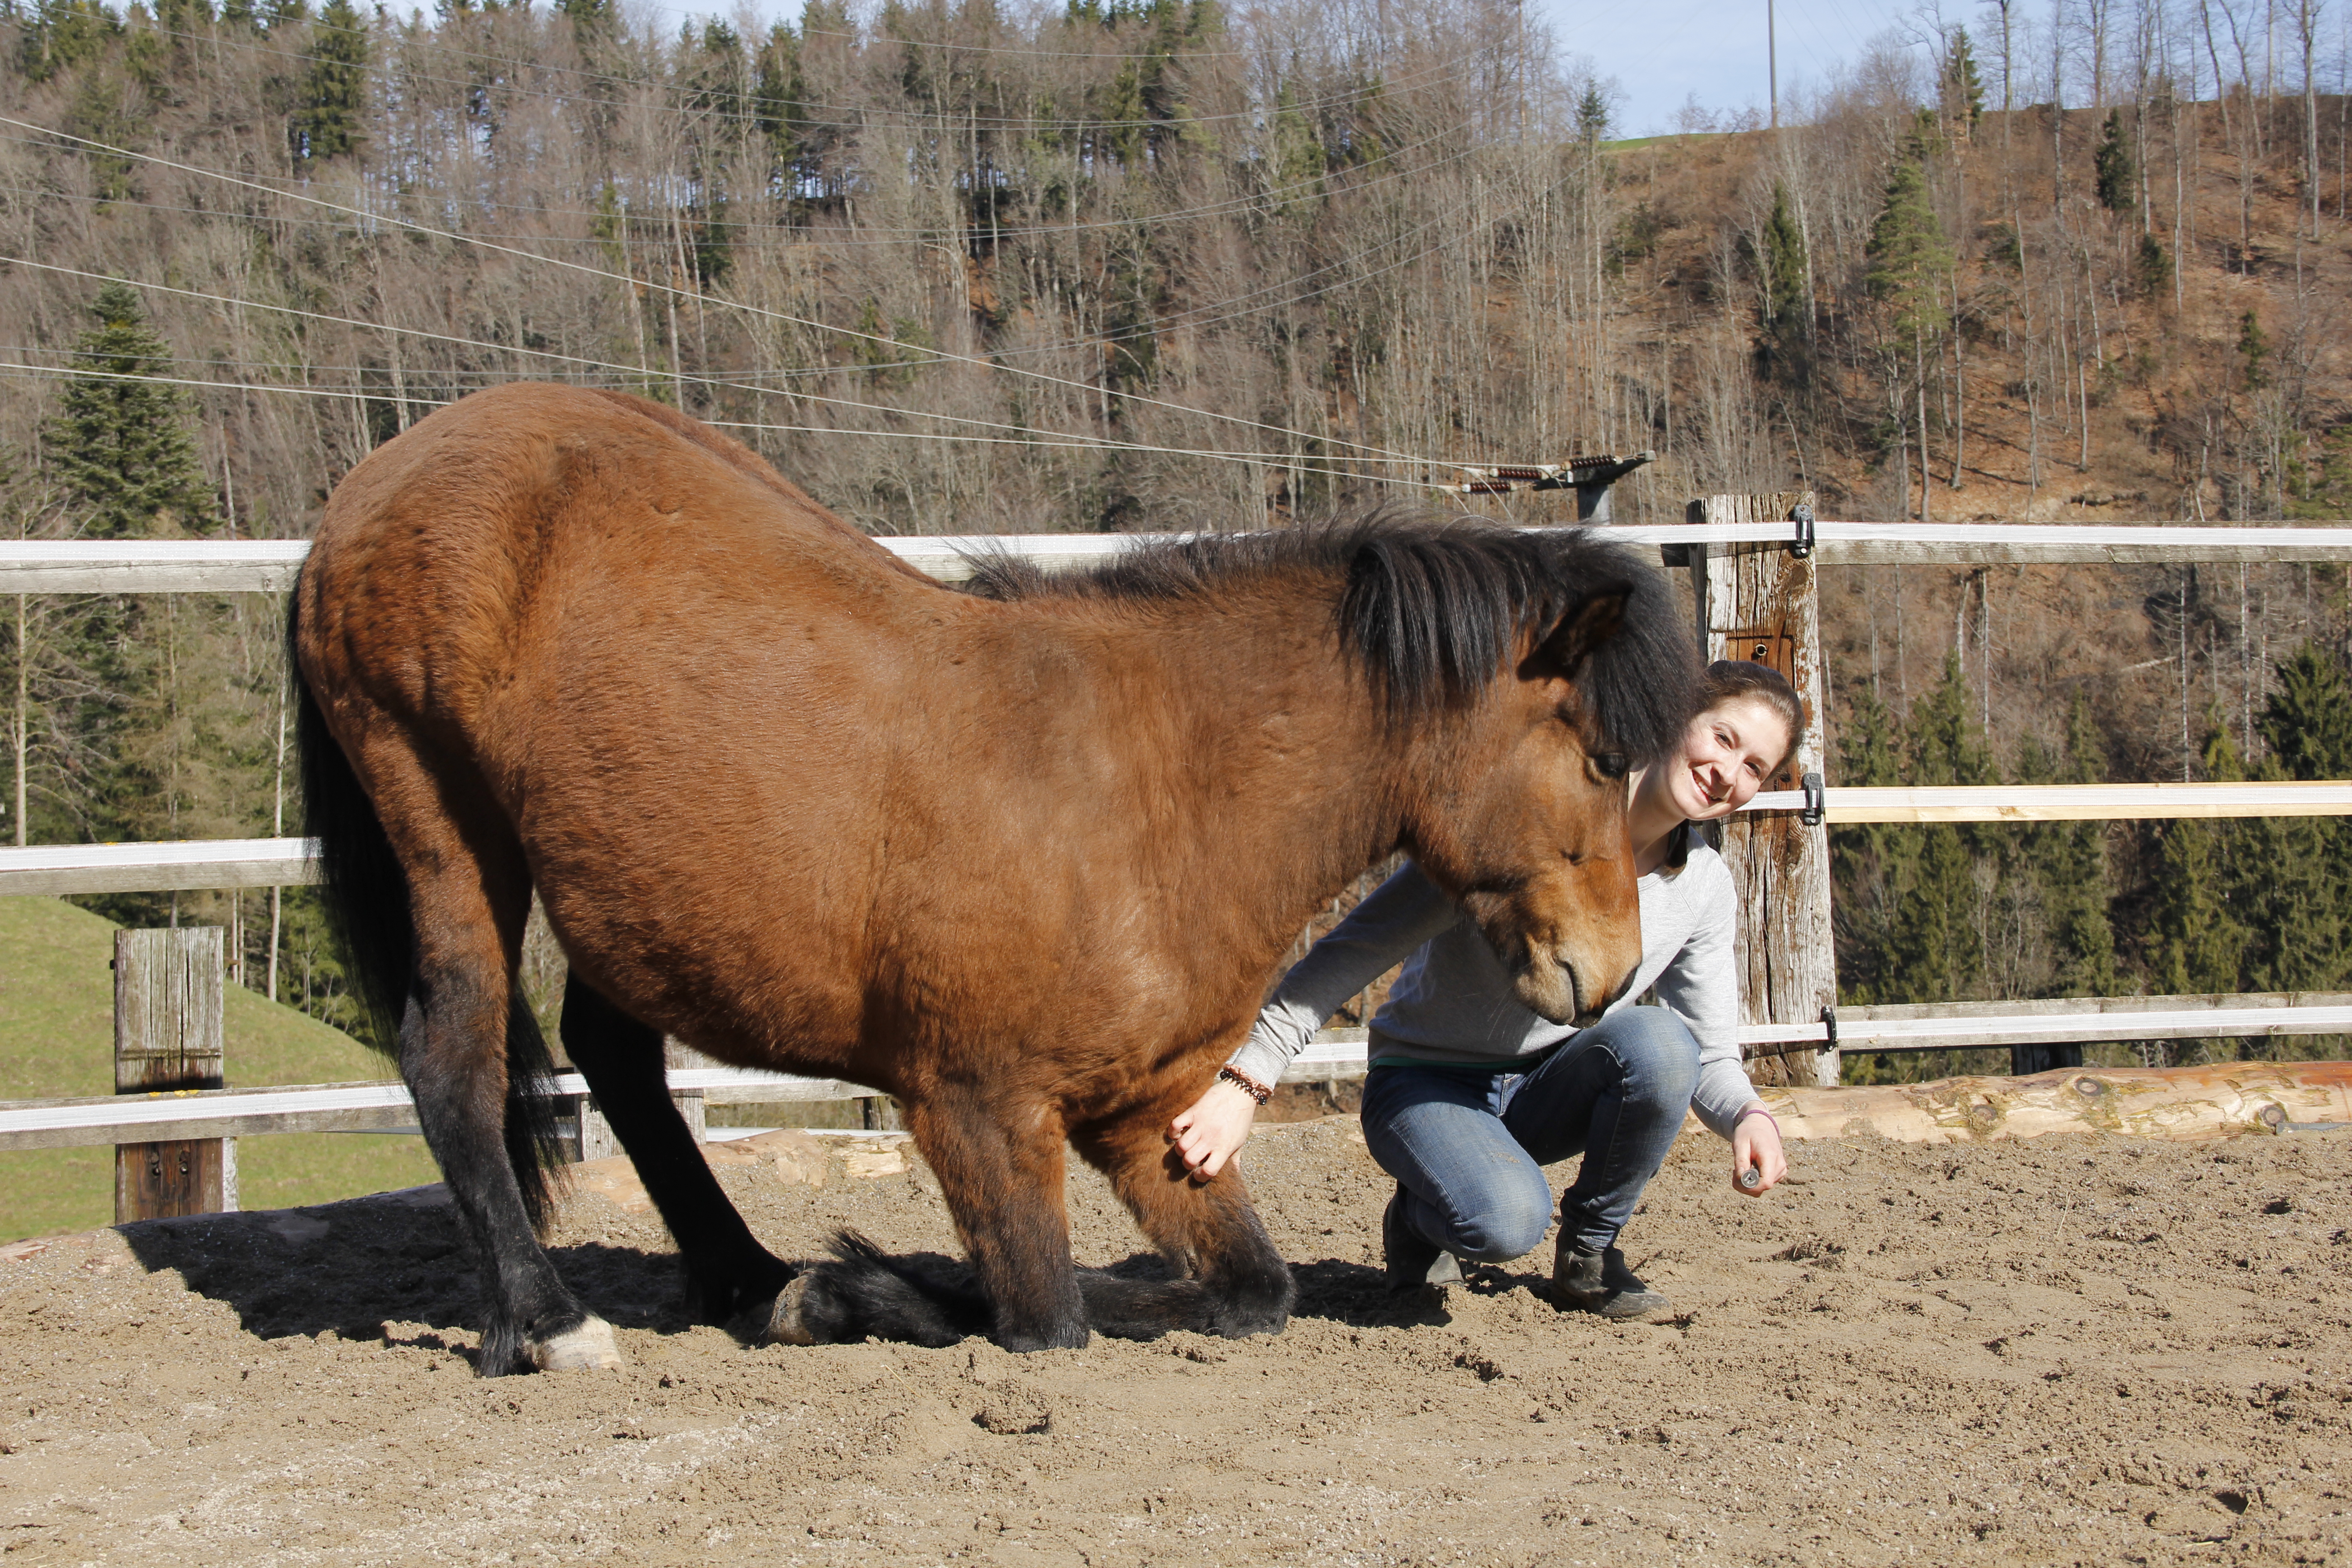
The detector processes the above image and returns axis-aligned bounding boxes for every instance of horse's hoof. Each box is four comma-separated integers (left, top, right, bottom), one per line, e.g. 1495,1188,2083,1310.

529,1315,624,1372
766,1275,818,1346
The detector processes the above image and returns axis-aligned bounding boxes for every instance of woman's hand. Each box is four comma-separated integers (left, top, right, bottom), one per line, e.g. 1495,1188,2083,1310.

1730,1105,1787,1196
1167,1078,1261,1182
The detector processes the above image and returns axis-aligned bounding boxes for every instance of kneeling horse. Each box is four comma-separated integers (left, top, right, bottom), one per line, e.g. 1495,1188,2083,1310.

290,382,1698,1373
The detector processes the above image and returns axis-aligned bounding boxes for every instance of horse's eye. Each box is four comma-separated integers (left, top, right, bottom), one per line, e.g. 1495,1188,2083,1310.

1593,752,1628,779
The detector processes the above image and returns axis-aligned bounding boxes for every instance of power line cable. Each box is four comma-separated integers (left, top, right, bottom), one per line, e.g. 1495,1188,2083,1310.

0,152,1508,381
0,358,1448,486
0,256,1435,465
0,114,1434,464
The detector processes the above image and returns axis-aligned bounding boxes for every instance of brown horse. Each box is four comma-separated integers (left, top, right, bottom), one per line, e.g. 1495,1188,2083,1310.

290,383,1697,1374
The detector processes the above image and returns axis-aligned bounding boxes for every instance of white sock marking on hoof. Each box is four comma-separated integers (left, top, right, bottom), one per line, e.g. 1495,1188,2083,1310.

530,1315,623,1372
767,1276,816,1346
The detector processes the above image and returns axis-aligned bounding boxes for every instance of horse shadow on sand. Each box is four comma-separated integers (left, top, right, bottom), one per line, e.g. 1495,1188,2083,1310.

116,1186,1509,1366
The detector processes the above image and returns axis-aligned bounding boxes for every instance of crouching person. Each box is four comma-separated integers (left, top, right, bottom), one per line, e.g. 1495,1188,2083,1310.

1170,662,1804,1318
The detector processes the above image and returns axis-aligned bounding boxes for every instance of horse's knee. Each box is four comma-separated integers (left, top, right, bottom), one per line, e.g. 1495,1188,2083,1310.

1198,1183,1295,1338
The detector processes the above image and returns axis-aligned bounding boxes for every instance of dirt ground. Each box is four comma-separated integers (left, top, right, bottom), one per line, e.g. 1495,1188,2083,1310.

1,1116,2348,1567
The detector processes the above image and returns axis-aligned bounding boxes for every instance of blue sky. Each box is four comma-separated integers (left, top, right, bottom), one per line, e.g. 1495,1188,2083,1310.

1536,0,1932,136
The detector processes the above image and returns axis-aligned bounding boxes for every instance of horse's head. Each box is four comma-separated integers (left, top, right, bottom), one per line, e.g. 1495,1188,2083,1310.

1341,522,1701,1027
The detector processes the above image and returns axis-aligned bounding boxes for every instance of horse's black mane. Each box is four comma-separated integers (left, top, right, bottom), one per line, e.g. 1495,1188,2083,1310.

958,511,1699,763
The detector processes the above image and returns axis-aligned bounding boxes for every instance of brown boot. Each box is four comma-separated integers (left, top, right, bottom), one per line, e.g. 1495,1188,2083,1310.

1551,1237,1670,1319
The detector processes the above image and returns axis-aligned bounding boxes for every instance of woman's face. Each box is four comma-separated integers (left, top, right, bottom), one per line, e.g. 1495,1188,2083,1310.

1660,696,1794,823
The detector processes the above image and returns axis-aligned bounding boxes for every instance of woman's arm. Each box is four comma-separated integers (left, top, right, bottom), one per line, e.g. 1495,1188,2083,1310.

1168,862,1460,1181
1650,858,1788,1194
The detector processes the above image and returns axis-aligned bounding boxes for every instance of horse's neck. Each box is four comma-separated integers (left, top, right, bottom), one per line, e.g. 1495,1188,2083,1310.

1109,589,1422,965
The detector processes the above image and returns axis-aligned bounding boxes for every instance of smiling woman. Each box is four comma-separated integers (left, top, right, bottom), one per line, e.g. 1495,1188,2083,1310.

1169,659,1807,1320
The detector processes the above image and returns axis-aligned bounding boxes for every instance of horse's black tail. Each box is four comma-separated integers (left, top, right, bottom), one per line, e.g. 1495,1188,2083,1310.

287,592,568,1233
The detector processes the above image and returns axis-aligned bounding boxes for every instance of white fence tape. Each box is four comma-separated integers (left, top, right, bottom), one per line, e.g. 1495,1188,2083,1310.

1743,782,2352,821
16,779,2352,898
9,520,2352,594
13,1001,2352,1143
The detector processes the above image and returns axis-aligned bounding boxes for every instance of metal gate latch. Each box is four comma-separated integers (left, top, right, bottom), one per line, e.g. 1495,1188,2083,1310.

1790,502,1816,558
1799,770,1825,826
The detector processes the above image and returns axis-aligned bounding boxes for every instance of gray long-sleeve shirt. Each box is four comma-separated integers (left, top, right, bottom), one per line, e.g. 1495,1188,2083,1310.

1228,850,1758,1139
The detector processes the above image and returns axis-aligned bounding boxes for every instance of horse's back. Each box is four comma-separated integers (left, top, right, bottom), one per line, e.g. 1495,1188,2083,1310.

296,385,951,1050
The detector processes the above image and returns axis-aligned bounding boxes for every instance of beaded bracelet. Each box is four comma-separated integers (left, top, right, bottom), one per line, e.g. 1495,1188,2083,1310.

1218,1065,1274,1105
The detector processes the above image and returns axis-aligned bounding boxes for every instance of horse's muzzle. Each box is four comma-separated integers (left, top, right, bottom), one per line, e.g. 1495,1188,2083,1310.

1509,943,1625,1031
1510,947,1590,1028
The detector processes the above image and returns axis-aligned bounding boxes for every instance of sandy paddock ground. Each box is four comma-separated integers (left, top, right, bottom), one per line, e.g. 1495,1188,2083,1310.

1,1116,2348,1567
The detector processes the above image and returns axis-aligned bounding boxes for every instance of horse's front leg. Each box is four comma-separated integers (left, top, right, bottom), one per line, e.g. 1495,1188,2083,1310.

770,1084,1087,1351
559,976,794,1323
1073,1098,1296,1341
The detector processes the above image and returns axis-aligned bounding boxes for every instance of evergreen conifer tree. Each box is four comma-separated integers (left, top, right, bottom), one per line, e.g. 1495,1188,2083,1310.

1882,655,1988,1004
2032,690,2117,995
1759,182,1809,355
2260,643,2352,778
2234,644,2352,1001
753,21,804,172
289,0,369,165
1574,83,1610,147
36,283,242,912
1829,682,1911,1004
1865,154,1955,337
2148,721,2249,998
43,282,216,540
1941,27,1984,132
2093,108,2136,212
17,0,120,83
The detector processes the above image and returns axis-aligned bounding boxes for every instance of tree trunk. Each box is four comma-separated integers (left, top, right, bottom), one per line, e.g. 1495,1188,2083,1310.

1916,329,1933,521
11,593,24,847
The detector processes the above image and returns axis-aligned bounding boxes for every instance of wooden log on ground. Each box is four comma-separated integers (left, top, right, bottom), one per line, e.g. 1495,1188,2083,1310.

114,927,230,1222
1750,1061,2352,1145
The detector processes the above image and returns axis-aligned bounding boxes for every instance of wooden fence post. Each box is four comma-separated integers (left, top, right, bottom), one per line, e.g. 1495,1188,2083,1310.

114,927,229,1223
1686,494,1840,1089
573,1039,713,1163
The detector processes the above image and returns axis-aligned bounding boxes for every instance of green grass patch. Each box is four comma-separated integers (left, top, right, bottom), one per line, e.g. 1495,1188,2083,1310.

0,896,438,1241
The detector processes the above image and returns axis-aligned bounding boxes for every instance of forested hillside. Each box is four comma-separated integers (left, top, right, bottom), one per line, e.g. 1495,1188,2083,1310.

2,0,2350,1063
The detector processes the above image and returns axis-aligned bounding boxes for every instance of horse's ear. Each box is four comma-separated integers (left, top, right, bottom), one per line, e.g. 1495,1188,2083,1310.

1527,581,1632,679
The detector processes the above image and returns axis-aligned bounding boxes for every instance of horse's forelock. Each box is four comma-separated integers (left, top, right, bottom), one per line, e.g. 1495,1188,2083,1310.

1555,534,1703,764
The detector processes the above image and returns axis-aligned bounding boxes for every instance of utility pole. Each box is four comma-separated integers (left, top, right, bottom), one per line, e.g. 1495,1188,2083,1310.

1770,0,1780,129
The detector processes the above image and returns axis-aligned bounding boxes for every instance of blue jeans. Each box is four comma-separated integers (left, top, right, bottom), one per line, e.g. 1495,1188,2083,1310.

1358,1006,1701,1260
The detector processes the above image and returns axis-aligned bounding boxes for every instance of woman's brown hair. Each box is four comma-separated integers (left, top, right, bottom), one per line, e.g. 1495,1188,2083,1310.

1698,658,1807,777
1658,660,1808,872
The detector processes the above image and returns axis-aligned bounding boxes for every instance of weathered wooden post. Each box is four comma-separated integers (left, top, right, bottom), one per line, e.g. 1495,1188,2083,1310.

114,927,230,1222
1683,493,1840,1089
573,1039,711,1162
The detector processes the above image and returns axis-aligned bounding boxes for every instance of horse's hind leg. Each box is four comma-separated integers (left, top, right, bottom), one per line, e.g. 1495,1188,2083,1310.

559,976,793,1322
1071,1101,1296,1342
367,749,617,1375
